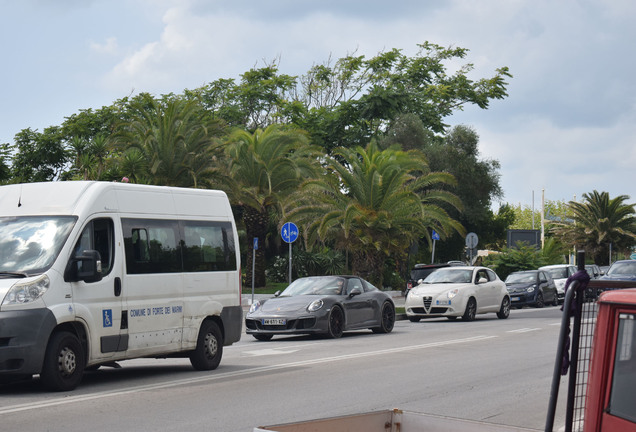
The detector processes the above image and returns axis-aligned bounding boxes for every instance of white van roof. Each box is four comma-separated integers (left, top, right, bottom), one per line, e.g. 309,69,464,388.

0,181,232,218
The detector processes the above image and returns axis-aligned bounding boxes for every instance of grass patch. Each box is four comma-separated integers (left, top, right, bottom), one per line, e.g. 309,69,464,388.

395,307,405,314
242,282,287,295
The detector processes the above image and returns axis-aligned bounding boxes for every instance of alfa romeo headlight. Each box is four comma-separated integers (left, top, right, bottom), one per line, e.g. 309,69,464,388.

447,288,459,299
2,275,50,305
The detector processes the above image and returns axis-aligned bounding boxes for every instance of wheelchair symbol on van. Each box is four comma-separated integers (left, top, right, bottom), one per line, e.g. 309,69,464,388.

103,309,113,327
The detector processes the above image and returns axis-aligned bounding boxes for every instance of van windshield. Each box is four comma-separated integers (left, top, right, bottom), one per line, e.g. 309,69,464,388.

0,216,77,275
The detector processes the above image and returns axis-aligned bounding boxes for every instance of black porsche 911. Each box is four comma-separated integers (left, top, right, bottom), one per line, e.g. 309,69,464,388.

245,275,396,340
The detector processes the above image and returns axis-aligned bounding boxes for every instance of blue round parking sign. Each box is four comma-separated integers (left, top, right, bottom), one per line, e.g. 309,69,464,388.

281,222,299,243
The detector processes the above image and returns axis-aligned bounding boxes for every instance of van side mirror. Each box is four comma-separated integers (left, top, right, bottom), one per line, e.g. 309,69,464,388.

64,250,103,283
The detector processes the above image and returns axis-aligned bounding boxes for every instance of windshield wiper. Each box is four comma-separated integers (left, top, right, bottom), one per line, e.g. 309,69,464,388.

0,271,29,278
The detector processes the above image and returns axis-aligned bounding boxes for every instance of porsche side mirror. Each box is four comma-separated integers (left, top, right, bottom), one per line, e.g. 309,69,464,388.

348,288,362,298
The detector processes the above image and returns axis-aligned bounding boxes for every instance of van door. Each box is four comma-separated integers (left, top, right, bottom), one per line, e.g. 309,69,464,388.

70,217,127,363
120,218,184,357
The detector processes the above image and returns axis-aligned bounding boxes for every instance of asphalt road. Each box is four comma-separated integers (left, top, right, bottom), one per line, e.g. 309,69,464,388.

0,305,569,432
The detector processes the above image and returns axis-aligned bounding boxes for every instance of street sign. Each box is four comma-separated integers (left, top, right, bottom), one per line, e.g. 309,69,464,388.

631,252,636,260
432,230,440,241
281,222,299,243
466,232,478,249
253,237,258,250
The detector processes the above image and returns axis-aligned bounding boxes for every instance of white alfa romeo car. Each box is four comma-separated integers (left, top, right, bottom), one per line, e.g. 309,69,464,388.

405,266,510,322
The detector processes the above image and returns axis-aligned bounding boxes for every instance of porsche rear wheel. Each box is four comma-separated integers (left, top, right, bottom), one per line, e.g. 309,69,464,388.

327,306,344,338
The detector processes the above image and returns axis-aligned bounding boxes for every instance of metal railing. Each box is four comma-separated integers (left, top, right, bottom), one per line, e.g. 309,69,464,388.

545,251,636,432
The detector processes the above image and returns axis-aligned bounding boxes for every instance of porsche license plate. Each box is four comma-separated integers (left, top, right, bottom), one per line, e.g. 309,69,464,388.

263,318,286,325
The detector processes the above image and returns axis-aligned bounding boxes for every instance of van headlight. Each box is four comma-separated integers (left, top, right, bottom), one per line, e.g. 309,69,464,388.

2,275,50,305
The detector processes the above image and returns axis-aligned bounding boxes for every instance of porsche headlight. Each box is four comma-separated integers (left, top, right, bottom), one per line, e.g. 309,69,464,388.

447,288,459,299
2,275,50,305
308,299,324,312
249,300,262,314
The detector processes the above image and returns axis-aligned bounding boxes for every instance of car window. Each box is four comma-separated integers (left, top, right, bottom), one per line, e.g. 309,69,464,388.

346,278,364,295
545,267,568,279
486,269,497,281
425,268,472,283
608,261,636,275
475,269,489,283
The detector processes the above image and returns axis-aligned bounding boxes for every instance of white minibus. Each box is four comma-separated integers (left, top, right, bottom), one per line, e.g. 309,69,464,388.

0,181,242,391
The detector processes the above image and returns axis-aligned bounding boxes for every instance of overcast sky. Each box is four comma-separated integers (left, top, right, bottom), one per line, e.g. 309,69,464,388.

1,0,635,211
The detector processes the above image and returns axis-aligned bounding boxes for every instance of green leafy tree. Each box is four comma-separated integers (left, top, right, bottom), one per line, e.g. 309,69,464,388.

220,125,320,287
0,143,12,184
552,191,636,264
111,94,225,187
286,141,464,286
483,242,546,280
397,125,504,261
295,43,511,151
186,63,298,130
10,127,69,182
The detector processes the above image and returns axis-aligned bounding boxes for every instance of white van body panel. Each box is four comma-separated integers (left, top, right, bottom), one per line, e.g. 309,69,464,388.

0,181,242,388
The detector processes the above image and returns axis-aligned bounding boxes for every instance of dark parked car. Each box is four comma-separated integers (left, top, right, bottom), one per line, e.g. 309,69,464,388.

405,261,465,296
245,275,395,340
505,270,558,308
600,260,636,282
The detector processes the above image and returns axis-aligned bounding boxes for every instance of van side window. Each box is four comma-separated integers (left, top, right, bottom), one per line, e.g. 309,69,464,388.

182,221,237,272
73,218,115,276
122,218,236,274
122,219,180,274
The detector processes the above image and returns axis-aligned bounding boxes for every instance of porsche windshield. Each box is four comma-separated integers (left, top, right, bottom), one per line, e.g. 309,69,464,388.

280,276,346,296
0,216,77,275
423,268,473,284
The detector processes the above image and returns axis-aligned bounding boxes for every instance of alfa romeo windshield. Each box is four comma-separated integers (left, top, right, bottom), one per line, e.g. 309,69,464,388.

0,216,77,276
423,268,473,284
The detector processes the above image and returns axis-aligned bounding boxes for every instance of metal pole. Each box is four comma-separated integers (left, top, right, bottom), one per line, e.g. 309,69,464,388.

288,241,292,284
251,241,256,305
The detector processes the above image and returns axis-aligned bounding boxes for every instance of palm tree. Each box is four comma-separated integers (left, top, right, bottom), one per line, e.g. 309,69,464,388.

553,191,636,264
111,96,225,187
220,125,320,287
286,141,464,286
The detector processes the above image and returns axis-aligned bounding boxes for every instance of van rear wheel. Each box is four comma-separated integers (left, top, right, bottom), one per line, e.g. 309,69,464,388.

40,331,85,392
190,320,223,371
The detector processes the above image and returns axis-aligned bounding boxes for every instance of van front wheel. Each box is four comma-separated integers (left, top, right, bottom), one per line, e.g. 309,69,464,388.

40,331,85,391
190,320,223,371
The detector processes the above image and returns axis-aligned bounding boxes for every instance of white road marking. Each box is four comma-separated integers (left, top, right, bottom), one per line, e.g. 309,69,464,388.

507,328,541,333
0,335,496,415
243,348,300,356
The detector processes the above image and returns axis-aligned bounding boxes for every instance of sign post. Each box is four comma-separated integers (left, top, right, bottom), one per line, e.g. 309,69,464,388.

431,230,441,263
281,222,299,284
465,232,479,265
251,237,258,304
